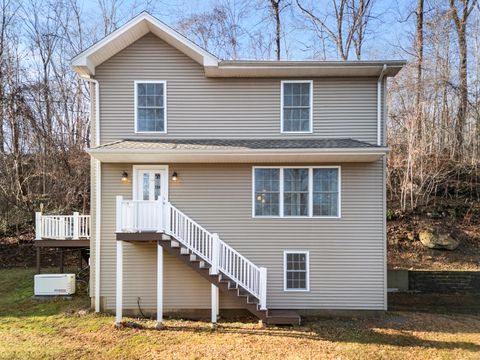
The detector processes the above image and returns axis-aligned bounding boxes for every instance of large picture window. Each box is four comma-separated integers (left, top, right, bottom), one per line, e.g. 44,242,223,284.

253,167,340,218
135,81,166,133
281,80,313,133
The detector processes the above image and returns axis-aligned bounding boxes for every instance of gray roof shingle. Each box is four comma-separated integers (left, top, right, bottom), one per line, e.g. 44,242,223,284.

93,138,379,151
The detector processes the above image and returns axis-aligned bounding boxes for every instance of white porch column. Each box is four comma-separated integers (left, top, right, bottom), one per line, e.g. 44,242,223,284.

115,240,123,326
211,284,219,324
156,241,163,328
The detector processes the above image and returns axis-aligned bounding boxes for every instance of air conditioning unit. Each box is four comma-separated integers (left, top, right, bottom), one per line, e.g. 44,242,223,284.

34,274,76,295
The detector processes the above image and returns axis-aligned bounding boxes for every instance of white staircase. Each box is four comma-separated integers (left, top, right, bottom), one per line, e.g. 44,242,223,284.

116,196,267,310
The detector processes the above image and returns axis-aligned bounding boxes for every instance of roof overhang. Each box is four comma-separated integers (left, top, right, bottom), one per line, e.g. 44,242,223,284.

71,12,219,77
205,60,406,78
88,147,389,163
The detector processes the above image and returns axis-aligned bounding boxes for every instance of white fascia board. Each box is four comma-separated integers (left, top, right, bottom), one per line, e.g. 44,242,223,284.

87,148,388,163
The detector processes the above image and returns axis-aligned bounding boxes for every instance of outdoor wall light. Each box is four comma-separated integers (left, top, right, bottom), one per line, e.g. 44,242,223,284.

171,172,178,181
121,171,128,183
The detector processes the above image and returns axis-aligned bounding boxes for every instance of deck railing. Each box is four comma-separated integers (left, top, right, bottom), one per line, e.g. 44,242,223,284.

116,196,267,310
35,212,91,240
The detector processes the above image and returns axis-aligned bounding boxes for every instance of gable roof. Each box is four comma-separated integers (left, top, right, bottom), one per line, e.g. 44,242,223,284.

71,12,219,77
71,12,406,78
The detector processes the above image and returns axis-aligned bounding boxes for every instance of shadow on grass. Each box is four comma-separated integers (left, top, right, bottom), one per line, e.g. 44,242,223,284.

123,318,480,353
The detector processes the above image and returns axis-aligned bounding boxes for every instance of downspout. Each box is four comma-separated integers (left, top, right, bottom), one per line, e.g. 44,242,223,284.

82,76,101,313
377,64,387,146
377,64,388,310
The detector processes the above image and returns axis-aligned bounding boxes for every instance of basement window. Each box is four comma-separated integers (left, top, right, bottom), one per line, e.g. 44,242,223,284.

284,251,309,291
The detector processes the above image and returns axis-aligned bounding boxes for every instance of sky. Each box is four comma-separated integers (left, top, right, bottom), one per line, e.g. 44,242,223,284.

80,0,417,61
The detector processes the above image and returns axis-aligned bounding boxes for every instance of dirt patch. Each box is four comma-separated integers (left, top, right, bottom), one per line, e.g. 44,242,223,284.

387,214,480,270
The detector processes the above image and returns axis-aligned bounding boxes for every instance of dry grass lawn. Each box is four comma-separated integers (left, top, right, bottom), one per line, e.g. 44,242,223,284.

0,268,479,360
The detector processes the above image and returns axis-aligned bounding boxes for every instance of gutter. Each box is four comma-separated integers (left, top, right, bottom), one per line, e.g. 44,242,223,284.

377,64,387,146
82,76,101,313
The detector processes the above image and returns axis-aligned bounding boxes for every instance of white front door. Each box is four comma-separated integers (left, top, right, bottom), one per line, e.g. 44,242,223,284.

133,166,169,201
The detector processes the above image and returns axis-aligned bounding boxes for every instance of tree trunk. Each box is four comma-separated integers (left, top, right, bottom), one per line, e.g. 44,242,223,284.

415,0,424,140
270,0,282,60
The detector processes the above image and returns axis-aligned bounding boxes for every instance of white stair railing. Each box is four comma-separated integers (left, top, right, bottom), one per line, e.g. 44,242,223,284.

35,212,91,240
115,196,267,310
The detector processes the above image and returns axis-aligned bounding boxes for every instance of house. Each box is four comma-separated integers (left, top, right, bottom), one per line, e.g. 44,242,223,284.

35,12,405,326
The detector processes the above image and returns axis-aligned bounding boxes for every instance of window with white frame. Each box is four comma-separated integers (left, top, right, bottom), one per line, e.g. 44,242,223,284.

253,167,340,218
284,251,309,291
135,81,166,133
281,81,312,133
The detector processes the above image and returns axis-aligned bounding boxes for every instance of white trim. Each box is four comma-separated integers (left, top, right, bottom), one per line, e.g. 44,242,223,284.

377,64,387,146
157,242,163,324
95,160,101,312
132,165,169,201
89,148,387,163
115,240,123,324
283,250,310,292
280,80,313,134
71,12,219,74
252,166,341,219
211,284,219,323
382,155,388,310
134,80,167,134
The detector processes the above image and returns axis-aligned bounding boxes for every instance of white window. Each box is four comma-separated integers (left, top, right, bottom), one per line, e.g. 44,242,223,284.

284,251,309,291
253,166,341,218
135,81,167,133
281,80,313,133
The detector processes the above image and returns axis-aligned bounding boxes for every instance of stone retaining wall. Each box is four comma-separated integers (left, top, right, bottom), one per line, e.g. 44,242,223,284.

388,270,480,294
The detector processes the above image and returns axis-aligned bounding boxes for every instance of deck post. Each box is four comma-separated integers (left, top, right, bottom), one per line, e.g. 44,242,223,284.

36,247,41,274
164,200,171,234
78,249,83,270
73,212,80,240
211,233,219,275
35,212,42,240
115,240,123,326
156,197,163,232
211,284,219,324
59,249,64,273
116,196,123,233
156,241,163,329
259,267,267,310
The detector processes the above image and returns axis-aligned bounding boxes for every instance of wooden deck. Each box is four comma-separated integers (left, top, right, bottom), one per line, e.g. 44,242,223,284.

34,238,90,274
34,239,90,248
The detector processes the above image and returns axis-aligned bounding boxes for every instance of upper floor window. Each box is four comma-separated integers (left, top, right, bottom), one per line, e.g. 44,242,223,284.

281,80,313,133
135,81,166,133
253,166,340,218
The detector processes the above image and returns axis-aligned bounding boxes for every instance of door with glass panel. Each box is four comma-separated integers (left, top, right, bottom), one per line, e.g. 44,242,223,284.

133,167,168,230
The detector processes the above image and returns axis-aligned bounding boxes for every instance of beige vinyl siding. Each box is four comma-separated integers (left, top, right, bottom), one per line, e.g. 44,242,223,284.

95,33,379,145
98,161,385,311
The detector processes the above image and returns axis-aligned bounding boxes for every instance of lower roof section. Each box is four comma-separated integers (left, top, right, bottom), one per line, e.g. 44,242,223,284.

88,138,388,163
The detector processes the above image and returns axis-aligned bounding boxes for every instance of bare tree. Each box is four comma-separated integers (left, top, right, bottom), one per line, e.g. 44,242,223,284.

414,0,424,139
270,0,282,60
449,0,478,152
296,0,375,60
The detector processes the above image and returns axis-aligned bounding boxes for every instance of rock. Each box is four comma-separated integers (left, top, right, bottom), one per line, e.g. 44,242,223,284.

406,231,416,241
418,228,460,251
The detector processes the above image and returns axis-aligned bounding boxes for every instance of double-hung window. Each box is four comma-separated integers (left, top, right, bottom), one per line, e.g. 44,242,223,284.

135,81,166,133
281,80,313,133
284,251,309,291
253,167,340,218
